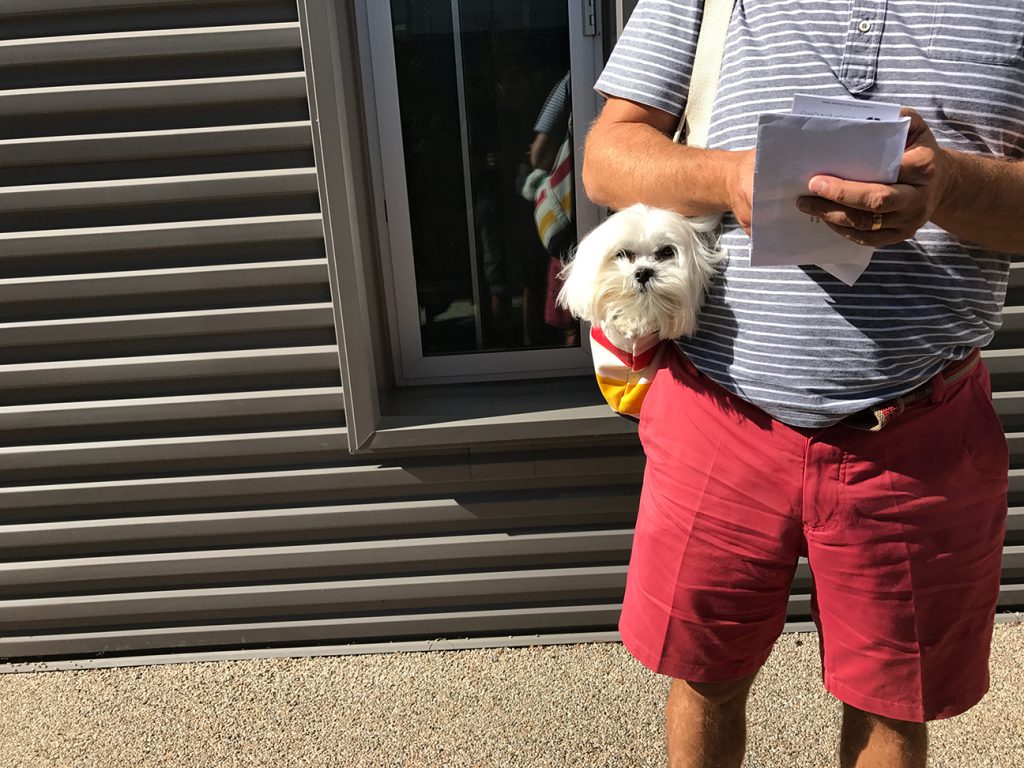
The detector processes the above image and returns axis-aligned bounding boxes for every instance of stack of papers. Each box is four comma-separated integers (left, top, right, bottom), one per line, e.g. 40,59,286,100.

750,94,911,285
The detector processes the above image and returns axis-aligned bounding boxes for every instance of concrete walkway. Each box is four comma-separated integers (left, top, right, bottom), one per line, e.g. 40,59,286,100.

0,622,1020,767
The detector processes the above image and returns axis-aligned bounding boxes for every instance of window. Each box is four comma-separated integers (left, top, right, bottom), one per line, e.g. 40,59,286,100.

363,0,604,384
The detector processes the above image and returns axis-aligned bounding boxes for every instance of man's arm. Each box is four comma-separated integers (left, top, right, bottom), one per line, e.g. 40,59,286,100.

583,97,755,231
932,152,1024,253
797,109,1024,254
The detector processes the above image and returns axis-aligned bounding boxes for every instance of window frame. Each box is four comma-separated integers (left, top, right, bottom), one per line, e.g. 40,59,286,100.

360,0,607,386
298,0,635,453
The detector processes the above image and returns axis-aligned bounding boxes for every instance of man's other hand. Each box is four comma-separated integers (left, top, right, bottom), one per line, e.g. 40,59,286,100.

795,108,953,248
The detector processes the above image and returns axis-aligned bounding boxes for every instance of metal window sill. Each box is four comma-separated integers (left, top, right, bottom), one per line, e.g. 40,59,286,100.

365,375,636,451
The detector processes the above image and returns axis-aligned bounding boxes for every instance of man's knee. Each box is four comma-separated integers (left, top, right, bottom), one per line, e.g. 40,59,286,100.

675,673,758,707
842,704,926,732
840,704,928,767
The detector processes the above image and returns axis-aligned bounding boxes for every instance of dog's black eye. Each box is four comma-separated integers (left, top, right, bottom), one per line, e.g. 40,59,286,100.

616,249,635,261
655,245,676,261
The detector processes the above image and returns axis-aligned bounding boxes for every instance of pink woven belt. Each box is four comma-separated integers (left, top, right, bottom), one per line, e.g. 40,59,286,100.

842,348,982,432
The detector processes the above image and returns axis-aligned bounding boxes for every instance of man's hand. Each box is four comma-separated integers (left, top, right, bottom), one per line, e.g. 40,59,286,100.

795,109,954,248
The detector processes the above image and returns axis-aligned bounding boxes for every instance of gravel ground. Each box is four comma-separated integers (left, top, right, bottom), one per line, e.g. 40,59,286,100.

0,623,1020,768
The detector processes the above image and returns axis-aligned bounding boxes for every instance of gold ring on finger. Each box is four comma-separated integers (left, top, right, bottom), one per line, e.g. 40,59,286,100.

870,213,883,231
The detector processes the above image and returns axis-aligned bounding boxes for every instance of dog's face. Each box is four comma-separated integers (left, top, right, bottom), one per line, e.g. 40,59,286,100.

557,204,723,340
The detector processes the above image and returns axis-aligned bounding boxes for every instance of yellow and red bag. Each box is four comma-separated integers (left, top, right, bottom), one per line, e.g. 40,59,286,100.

589,324,666,420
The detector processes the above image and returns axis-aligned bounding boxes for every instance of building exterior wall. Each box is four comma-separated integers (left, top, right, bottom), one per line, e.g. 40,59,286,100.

0,0,1018,672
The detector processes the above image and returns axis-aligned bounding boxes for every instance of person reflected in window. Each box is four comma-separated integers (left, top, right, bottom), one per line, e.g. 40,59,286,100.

527,71,578,347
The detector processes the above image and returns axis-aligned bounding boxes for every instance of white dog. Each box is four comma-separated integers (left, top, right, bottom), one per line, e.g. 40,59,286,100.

555,204,724,418
557,204,723,342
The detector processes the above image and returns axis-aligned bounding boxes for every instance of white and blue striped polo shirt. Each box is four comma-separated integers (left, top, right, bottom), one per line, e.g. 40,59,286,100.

595,0,1020,428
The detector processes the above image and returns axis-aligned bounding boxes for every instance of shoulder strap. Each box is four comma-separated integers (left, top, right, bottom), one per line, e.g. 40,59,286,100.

673,0,736,147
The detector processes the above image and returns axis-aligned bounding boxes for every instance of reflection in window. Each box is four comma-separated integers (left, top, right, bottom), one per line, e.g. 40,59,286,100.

390,0,580,357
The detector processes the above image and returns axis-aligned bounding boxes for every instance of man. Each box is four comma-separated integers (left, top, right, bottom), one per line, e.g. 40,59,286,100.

585,2,1022,767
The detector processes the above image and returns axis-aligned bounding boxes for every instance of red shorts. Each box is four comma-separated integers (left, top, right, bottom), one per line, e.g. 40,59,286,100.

621,349,1008,722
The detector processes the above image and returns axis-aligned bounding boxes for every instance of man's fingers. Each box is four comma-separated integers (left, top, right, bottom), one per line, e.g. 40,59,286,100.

899,107,930,147
808,176,910,212
898,144,939,185
796,197,919,246
797,197,911,231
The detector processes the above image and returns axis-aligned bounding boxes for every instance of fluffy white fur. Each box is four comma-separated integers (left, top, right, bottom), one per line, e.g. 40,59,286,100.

557,204,724,340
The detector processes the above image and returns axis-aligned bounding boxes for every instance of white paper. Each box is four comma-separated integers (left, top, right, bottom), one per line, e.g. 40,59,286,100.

791,93,902,122
749,112,910,285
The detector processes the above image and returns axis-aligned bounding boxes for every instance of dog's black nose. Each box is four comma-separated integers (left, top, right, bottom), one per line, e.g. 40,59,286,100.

635,267,655,286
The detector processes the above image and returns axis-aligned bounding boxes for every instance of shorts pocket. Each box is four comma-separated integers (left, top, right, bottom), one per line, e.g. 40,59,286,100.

965,373,1010,483
928,5,1024,67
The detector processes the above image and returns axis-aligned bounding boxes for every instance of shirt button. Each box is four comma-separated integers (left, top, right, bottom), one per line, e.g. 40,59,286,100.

858,19,872,32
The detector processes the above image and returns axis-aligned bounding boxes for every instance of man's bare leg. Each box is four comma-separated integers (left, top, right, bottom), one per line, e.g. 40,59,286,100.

665,674,757,768
840,704,928,768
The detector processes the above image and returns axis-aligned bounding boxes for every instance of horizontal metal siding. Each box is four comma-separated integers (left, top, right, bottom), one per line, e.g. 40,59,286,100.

1,420,1019,663
991,262,1024,630
0,436,652,660
0,0,355,666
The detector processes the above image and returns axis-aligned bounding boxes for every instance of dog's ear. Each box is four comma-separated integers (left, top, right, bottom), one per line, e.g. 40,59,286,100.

555,228,607,322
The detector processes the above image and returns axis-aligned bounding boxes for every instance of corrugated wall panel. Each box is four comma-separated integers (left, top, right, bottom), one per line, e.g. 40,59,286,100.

1,419,1017,666
0,604,629,658
0,0,354,667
